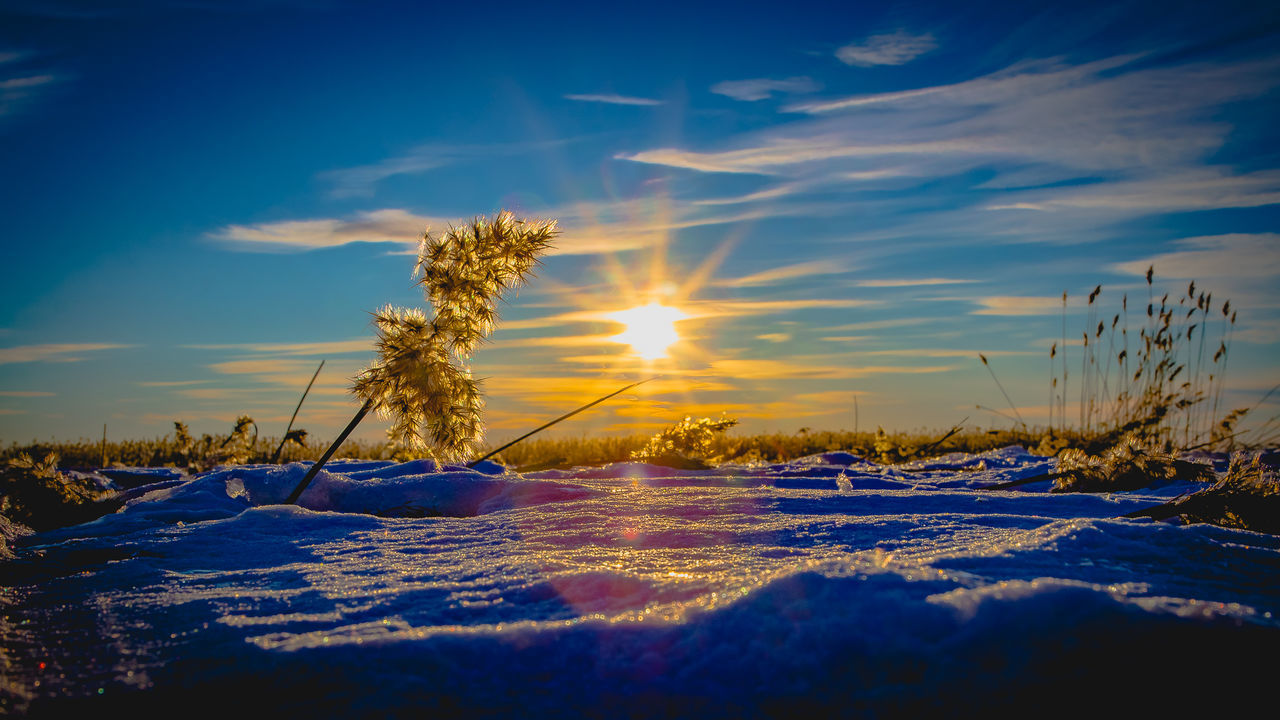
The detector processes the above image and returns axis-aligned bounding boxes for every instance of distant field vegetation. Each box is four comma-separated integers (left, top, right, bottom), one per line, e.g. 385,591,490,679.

0,419,1254,474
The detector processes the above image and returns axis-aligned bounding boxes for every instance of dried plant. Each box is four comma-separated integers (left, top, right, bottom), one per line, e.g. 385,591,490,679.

171,421,194,465
413,212,557,356
286,211,557,504
215,415,258,465
1062,269,1245,451
352,306,484,461
1050,433,1213,492
1003,268,1260,454
1126,453,1280,533
352,212,558,461
632,415,740,466
0,452,117,532
873,427,921,464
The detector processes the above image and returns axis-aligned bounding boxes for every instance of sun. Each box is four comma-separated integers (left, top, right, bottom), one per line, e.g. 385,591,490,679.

608,302,689,360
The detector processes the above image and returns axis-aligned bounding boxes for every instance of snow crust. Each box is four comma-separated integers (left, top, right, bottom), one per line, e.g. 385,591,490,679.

3,448,1277,717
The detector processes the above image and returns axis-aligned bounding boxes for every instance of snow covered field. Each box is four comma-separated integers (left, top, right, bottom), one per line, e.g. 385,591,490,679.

4,448,1278,717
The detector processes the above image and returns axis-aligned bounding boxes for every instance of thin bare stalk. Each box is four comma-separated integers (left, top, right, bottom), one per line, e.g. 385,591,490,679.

979,354,1027,430
1084,285,1100,433
918,416,968,457
467,377,656,468
1210,306,1236,438
976,404,1019,426
1060,291,1068,431
1080,331,1088,430
273,359,324,464
1048,343,1056,436
284,398,375,504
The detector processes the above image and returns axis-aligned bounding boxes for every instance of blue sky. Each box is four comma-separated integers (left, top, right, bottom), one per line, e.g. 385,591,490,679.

2,0,1278,447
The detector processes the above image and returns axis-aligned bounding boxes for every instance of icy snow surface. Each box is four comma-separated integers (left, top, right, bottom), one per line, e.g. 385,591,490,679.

3,448,1279,717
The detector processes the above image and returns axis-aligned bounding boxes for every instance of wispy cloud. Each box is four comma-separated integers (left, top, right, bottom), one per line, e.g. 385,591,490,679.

475,375,721,423
626,53,1280,197
548,221,673,256
708,357,954,380
613,50,1280,262
715,259,854,288
1,46,61,125
0,390,54,397
319,137,584,198
211,199,772,258
210,209,437,252
208,358,327,376
1110,233,1280,312
0,74,55,90
1,69,60,124
693,298,879,317
547,202,779,256
835,30,937,67
822,318,933,332
851,348,1039,358
711,76,820,102
854,278,976,288
970,296,1068,315
564,93,663,106
620,139,974,175
689,181,813,206
1112,233,1280,280
184,339,373,356
483,333,618,351
984,169,1280,214
176,387,272,401
205,356,354,395
0,343,131,365
496,310,602,331
320,149,454,198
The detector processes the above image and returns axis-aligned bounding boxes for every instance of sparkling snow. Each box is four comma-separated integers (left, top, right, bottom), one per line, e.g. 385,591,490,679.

3,448,1277,717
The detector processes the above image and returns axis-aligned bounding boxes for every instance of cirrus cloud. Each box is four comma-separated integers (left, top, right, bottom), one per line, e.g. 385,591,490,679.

971,296,1069,316
564,93,663,106
836,30,937,67
1111,233,1280,280
0,343,131,365
210,209,438,252
711,76,821,102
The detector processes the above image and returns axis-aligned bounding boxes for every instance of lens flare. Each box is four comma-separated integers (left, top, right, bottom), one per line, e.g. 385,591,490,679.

609,302,688,360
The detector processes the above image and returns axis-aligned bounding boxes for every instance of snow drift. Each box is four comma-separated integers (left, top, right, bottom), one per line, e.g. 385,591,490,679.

3,448,1277,717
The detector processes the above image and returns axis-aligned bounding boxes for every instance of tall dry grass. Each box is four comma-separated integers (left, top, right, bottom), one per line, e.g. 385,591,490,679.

1034,268,1266,453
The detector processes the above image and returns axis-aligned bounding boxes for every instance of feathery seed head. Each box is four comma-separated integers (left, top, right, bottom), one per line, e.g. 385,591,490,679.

354,212,558,461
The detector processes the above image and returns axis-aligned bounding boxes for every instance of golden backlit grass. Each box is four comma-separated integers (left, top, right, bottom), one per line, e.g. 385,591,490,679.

0,424,1075,471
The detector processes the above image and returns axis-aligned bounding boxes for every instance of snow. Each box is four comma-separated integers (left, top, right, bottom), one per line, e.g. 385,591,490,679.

3,448,1278,717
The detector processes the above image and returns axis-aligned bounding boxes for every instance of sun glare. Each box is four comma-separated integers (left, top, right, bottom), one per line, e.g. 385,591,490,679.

609,302,688,360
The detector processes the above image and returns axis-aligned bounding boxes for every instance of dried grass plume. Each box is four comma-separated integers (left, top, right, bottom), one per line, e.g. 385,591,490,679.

352,211,558,461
